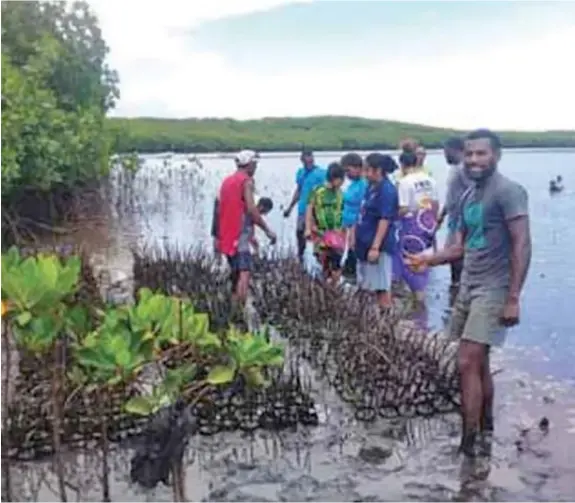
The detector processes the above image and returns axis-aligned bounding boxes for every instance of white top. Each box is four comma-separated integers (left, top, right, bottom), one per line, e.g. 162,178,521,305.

397,170,439,213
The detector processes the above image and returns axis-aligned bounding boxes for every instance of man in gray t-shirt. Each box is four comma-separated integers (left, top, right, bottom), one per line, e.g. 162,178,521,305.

405,129,532,459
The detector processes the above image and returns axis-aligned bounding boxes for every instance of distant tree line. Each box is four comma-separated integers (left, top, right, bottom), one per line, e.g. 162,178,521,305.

108,116,575,154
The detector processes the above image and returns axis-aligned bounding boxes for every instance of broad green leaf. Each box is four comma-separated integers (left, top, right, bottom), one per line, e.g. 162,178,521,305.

196,331,222,349
206,364,236,385
37,255,59,289
76,346,117,372
16,311,32,327
124,396,155,416
137,287,153,303
65,305,90,335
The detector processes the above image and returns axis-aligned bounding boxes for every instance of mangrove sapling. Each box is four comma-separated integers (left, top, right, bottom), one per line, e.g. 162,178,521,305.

1,247,84,502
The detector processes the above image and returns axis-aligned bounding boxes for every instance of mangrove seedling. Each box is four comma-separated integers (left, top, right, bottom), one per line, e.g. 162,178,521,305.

207,325,285,387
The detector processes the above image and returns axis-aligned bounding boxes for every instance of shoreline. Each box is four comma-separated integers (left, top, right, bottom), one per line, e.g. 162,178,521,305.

116,146,575,158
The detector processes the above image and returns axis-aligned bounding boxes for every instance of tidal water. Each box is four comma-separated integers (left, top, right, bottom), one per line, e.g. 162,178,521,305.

9,149,575,501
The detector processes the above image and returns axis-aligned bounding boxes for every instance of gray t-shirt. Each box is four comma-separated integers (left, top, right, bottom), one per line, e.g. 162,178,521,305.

457,171,529,289
444,164,470,235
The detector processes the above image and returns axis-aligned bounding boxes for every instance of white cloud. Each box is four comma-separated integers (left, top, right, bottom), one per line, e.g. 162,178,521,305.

89,0,575,130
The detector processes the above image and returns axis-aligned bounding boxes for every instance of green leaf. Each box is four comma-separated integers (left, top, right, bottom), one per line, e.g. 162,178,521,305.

37,254,59,289
206,364,236,385
243,367,268,387
16,311,32,327
76,346,117,372
196,331,222,349
124,396,155,416
137,287,153,303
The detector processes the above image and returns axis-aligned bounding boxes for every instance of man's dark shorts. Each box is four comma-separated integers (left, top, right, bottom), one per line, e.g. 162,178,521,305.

226,251,253,290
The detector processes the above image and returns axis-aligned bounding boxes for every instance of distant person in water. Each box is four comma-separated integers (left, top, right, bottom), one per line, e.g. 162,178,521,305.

550,175,564,193
305,162,347,284
395,149,439,305
340,152,368,279
350,153,399,308
437,136,469,301
283,150,327,263
405,129,532,459
215,150,277,305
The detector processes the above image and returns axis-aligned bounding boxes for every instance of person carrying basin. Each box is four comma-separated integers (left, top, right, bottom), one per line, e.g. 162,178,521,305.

283,150,327,263
215,150,277,306
304,162,347,285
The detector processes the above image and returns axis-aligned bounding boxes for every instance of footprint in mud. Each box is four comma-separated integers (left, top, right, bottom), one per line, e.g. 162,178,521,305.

358,445,394,465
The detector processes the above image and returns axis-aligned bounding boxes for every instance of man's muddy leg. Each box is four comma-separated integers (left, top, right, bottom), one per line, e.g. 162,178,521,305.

458,340,486,456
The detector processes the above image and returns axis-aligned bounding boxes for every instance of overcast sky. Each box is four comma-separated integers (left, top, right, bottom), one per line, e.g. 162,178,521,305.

90,0,575,130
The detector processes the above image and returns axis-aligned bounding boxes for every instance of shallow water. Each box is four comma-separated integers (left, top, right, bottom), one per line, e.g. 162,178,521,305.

9,149,575,501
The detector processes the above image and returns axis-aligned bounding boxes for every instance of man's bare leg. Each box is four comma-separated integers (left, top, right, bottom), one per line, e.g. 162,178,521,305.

458,340,487,456
481,348,494,430
235,271,250,305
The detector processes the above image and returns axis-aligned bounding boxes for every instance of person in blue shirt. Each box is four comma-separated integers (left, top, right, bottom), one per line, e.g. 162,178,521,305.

350,153,399,308
340,152,368,279
283,150,327,262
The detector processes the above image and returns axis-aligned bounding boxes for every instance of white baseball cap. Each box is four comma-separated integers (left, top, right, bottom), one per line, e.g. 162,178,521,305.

235,149,259,166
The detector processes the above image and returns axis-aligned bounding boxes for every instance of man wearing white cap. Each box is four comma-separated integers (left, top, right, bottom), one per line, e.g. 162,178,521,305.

214,150,276,304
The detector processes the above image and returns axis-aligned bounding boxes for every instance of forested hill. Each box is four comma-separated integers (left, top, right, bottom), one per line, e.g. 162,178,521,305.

107,116,575,154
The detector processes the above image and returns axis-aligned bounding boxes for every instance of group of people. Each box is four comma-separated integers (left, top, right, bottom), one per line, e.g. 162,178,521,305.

212,128,532,460
281,142,446,309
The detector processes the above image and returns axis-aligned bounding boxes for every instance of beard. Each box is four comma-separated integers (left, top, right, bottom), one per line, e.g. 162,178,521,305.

464,162,496,182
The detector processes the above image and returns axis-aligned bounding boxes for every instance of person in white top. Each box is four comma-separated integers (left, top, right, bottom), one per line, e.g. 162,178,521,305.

395,150,439,304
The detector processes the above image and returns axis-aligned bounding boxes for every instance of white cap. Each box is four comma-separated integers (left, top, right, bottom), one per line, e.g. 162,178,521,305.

235,149,259,166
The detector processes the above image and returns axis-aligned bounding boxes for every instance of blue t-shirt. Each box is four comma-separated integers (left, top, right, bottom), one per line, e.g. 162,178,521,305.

296,165,327,216
355,177,398,260
342,178,368,228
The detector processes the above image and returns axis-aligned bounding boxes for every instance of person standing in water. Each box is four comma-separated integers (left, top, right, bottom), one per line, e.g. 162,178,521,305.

283,150,327,262
216,150,277,305
396,149,439,305
405,129,531,458
437,137,469,302
340,152,368,279
350,153,399,308
305,162,347,284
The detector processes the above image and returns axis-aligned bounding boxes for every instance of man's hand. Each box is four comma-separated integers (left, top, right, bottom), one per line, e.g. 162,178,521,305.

213,238,219,254
500,299,520,327
250,238,260,254
404,252,429,272
367,247,379,263
265,229,277,245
